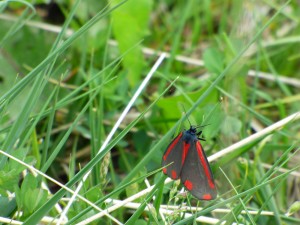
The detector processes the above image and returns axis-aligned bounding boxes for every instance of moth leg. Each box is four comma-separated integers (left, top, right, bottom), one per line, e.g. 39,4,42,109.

197,131,206,141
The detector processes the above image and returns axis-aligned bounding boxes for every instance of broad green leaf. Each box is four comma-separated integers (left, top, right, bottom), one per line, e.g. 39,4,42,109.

203,47,225,75
221,115,242,137
157,87,219,129
111,0,153,87
0,196,16,216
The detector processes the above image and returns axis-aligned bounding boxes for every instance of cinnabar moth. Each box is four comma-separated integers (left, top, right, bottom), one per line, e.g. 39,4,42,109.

162,124,217,200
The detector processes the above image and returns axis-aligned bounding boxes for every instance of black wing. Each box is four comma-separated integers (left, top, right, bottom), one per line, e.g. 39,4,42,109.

162,132,184,180
180,140,217,200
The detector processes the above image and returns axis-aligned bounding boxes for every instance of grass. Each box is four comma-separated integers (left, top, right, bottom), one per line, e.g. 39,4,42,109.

1,0,300,224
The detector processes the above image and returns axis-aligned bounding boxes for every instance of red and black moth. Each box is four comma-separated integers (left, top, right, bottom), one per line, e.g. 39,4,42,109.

162,125,217,200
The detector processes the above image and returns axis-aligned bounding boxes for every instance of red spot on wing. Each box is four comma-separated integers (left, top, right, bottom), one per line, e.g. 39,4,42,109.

184,180,193,190
163,133,183,161
182,142,190,165
171,170,178,179
196,142,215,189
202,194,213,200
162,168,167,174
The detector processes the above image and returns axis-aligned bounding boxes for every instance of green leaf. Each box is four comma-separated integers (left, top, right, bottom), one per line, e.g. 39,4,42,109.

286,201,300,216
21,174,37,192
0,148,32,193
0,196,16,216
111,0,153,87
0,169,19,193
221,115,242,137
23,188,47,216
203,47,225,75
15,174,48,218
157,87,219,128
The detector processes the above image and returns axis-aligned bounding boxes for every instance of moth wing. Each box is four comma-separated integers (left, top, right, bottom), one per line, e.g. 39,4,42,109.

161,132,184,180
180,140,217,200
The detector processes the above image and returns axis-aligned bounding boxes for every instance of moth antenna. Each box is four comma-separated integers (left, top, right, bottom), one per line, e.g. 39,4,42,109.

195,123,211,129
180,104,192,126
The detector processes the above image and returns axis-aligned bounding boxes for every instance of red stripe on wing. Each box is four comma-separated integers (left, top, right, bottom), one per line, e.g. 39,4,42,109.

163,132,183,161
196,141,215,189
182,141,190,166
